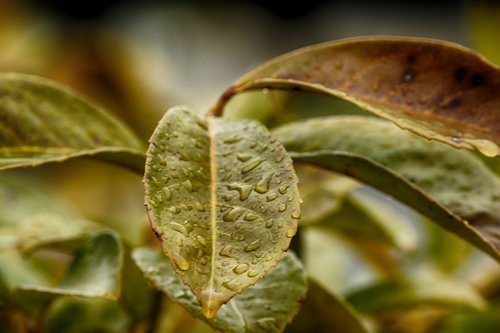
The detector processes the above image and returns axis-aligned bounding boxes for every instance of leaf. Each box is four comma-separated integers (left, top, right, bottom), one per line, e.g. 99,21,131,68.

44,297,130,333
285,279,371,333
303,228,381,294
345,275,487,314
132,247,307,333
314,189,417,252
0,73,145,172
144,107,301,317
213,37,500,157
273,116,500,262
296,164,358,225
16,231,123,300
0,172,95,252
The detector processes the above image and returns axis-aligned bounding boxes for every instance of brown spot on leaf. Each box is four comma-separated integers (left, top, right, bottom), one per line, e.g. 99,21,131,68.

455,67,467,81
470,73,485,87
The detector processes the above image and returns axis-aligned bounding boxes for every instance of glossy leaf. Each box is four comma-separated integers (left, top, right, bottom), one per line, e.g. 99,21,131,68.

132,247,307,333
346,276,487,313
16,231,123,300
0,73,145,172
274,116,500,262
144,107,300,317
285,279,371,333
213,37,500,157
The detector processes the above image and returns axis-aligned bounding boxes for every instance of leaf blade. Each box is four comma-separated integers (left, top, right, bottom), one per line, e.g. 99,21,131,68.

215,37,500,156
144,107,301,317
0,73,145,172
132,247,307,333
274,116,500,262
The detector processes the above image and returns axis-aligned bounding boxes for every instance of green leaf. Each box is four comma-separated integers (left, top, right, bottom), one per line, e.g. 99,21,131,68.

0,73,145,172
314,189,417,252
273,116,500,262
44,297,130,333
144,107,301,317
213,37,500,157
133,247,307,333
285,279,371,333
296,164,358,225
346,275,487,313
0,172,95,252
16,231,123,300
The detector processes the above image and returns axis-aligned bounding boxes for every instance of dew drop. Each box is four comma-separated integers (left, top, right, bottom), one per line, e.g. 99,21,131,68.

227,184,253,201
291,211,301,219
163,187,172,200
255,172,273,194
174,255,190,271
196,235,208,246
244,213,259,221
464,138,499,157
195,202,206,212
237,153,252,162
244,240,261,252
247,269,260,277
199,256,209,265
275,155,284,163
278,204,287,212
265,220,274,228
183,180,193,192
168,206,181,214
170,222,188,236
286,229,297,238
257,317,278,331
219,245,233,257
222,207,245,222
224,136,242,144
266,193,278,202
233,263,250,275
241,159,264,173
278,185,289,194
275,178,282,184
260,206,268,213
287,196,294,202
222,279,240,291
250,142,258,149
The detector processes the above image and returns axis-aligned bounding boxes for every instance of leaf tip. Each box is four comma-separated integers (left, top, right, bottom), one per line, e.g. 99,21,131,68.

200,287,226,318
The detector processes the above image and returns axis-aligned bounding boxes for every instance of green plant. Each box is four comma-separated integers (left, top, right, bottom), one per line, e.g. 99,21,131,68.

1,36,500,333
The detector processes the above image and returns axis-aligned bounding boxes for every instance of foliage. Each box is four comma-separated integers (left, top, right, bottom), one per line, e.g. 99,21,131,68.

1,36,500,333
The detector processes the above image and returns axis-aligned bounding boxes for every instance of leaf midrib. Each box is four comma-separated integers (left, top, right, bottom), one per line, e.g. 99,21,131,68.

207,116,218,314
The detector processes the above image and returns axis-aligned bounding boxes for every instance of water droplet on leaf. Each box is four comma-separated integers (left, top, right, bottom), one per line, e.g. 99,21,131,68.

233,263,250,275
244,240,261,252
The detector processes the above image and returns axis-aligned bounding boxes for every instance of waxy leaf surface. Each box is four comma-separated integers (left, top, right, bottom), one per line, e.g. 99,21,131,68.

274,116,500,262
132,247,307,333
0,73,145,172
215,37,500,156
144,107,300,317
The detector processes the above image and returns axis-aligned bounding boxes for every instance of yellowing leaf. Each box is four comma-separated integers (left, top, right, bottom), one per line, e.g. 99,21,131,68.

213,37,500,157
0,73,145,172
144,107,300,317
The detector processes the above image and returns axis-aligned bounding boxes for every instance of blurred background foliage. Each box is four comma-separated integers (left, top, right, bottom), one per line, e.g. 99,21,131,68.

1,0,500,332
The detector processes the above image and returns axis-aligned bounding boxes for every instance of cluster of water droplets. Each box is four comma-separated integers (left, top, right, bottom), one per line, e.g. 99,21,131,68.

145,108,301,315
